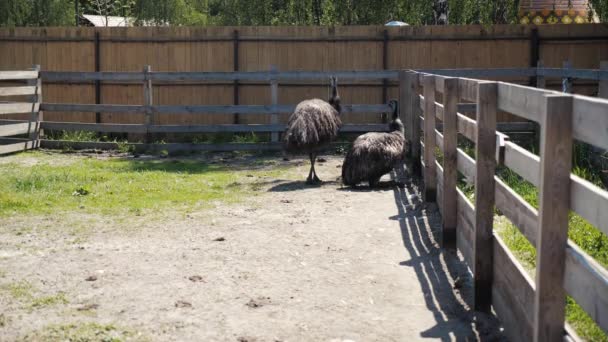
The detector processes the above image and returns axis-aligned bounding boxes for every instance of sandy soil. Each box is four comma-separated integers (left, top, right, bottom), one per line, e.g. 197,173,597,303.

0,154,504,341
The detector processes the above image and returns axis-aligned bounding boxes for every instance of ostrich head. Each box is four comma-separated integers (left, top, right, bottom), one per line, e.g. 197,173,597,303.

387,100,404,134
328,76,342,114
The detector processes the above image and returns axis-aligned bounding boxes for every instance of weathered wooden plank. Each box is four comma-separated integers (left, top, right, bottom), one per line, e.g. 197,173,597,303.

434,75,447,93
457,148,476,184
419,96,475,114
494,177,538,245
40,123,390,134
410,72,422,177
0,122,32,137
28,65,42,142
457,225,474,273
42,70,400,82
143,65,153,143
152,104,391,114
497,82,556,123
562,61,573,93
504,140,608,238
564,243,608,333
42,103,145,113
0,70,38,81
0,140,37,155
435,102,444,121
270,66,279,143
43,103,390,115
536,60,546,89
0,86,37,97
437,161,444,216
41,71,145,82
41,122,147,133
457,113,477,142
423,74,437,202
399,71,411,141
600,61,608,99
534,95,573,342
456,188,475,270
420,68,537,79
458,78,479,102
572,95,608,151
493,234,535,342
435,129,443,152
442,77,459,248
473,81,498,313
0,102,39,115
536,68,608,81
503,141,540,185
570,175,608,238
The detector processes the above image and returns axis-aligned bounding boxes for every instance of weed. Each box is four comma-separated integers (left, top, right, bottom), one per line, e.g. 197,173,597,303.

49,130,99,142
30,293,68,309
4,281,33,300
21,322,146,342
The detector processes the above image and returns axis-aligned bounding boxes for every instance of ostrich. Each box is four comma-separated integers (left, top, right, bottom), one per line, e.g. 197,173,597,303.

341,100,408,187
284,77,342,184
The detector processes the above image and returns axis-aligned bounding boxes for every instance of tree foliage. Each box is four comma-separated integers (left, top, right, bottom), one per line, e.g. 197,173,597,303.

1,0,607,27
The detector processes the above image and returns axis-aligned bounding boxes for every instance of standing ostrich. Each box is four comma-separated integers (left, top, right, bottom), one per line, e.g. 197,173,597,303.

342,100,407,187
284,77,342,184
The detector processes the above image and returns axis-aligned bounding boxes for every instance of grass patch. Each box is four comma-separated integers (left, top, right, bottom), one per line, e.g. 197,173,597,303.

21,322,147,342
1,280,69,311
3,281,34,300
30,293,69,309
0,151,293,217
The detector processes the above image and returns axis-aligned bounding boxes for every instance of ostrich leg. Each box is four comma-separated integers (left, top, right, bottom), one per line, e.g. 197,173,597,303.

306,153,315,184
311,152,321,183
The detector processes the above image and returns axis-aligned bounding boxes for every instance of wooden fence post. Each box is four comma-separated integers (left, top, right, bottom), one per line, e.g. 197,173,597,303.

143,65,153,144
562,60,572,93
422,74,436,202
536,60,546,89
28,65,42,147
410,72,422,177
442,77,459,248
473,81,498,313
398,70,410,141
533,94,573,342
599,61,608,99
270,65,279,143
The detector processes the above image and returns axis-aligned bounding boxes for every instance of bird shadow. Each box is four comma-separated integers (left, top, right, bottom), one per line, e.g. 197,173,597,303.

267,180,341,192
390,165,505,341
338,180,406,192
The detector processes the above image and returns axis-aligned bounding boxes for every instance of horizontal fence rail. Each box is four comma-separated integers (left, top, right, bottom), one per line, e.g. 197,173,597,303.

39,67,608,83
0,67,41,155
409,69,608,342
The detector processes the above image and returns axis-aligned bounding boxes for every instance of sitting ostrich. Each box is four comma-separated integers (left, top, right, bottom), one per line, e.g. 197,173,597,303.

284,77,342,184
342,100,407,187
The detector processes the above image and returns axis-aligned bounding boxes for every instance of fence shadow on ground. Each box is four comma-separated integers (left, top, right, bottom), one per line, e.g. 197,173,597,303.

391,166,505,341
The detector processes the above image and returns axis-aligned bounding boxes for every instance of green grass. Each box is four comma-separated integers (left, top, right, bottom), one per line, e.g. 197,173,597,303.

21,322,147,342
1,280,69,312
0,151,292,217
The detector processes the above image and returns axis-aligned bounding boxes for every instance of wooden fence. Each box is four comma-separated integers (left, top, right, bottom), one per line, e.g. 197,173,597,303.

0,67,42,155
403,69,608,341
0,64,607,153
0,24,606,125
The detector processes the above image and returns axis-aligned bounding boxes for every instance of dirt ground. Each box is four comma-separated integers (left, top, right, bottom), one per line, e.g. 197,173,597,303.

0,154,504,341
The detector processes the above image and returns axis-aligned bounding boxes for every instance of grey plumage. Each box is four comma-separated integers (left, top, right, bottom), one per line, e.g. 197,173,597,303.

284,77,342,184
342,100,408,187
